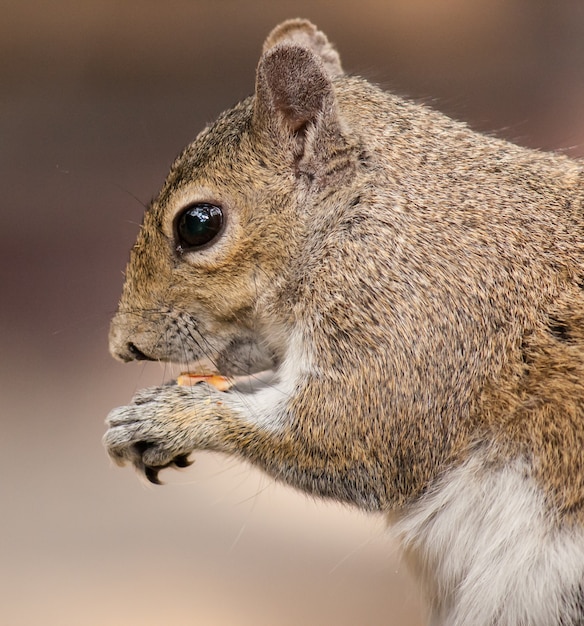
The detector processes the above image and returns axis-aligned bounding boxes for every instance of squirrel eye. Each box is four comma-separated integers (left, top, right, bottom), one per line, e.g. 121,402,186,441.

174,203,224,252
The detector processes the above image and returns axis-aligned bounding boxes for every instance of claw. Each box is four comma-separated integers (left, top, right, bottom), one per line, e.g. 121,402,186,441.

132,443,194,484
173,454,193,468
144,465,163,485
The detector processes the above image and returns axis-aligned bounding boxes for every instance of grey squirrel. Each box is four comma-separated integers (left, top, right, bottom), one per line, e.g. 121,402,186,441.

105,19,584,625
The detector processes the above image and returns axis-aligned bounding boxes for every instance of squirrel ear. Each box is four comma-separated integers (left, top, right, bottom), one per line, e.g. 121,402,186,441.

261,19,343,78
254,43,336,133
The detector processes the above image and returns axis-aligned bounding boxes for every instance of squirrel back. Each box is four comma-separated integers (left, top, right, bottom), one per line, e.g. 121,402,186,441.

105,19,584,625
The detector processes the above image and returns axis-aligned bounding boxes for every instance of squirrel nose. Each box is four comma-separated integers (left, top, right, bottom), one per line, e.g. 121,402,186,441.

124,342,155,362
109,318,157,363
111,340,156,363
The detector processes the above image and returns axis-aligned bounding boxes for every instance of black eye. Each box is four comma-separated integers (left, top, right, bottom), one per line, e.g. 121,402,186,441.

175,203,224,252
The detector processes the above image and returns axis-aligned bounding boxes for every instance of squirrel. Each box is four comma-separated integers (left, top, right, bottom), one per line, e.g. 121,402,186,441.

105,19,584,625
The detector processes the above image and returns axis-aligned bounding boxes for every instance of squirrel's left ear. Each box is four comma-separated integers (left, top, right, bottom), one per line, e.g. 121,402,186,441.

254,44,335,134
253,20,343,140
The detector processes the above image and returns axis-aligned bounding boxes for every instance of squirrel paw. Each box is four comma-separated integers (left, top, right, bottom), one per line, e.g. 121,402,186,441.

104,385,199,484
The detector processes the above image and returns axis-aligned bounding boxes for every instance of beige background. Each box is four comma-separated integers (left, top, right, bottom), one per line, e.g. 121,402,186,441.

2,1,584,625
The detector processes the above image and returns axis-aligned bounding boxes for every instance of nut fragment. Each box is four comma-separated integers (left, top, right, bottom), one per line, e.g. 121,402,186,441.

176,373,233,391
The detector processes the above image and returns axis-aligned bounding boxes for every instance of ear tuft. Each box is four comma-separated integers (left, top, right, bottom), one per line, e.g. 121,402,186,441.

262,19,343,78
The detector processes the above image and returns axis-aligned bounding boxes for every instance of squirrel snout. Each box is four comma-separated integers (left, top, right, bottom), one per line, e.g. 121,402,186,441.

110,338,155,363
109,319,156,363
118,342,156,362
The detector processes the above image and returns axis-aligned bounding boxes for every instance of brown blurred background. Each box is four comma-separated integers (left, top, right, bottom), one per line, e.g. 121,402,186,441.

1,1,583,625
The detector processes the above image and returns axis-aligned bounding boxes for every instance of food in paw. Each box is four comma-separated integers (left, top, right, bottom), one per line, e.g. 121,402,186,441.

176,373,232,391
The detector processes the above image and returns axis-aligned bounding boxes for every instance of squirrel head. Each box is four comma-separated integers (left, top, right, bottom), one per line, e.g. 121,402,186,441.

109,20,355,375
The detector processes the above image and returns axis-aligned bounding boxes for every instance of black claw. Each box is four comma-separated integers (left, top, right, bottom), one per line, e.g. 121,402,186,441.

144,465,162,485
173,454,193,468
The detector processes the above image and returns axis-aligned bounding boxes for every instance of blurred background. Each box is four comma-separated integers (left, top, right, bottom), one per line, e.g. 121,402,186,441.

2,1,583,624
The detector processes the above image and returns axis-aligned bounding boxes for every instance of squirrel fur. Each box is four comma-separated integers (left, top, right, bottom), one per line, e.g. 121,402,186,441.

105,19,584,625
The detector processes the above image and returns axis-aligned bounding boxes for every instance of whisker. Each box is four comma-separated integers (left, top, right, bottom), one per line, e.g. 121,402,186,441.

112,182,150,210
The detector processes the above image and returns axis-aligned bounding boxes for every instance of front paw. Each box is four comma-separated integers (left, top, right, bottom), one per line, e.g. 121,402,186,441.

104,386,195,484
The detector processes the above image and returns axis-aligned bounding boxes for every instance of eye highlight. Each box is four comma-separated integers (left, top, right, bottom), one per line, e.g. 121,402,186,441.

174,203,224,252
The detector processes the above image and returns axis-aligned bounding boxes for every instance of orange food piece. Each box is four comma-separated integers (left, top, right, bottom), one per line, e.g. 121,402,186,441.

176,373,232,391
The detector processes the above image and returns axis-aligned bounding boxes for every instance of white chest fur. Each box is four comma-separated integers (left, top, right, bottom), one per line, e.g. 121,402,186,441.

393,456,584,625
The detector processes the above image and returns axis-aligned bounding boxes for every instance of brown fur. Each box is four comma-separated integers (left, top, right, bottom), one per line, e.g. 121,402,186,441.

105,19,584,623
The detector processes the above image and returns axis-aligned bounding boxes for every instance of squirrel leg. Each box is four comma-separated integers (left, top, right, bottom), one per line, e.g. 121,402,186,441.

104,380,390,509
